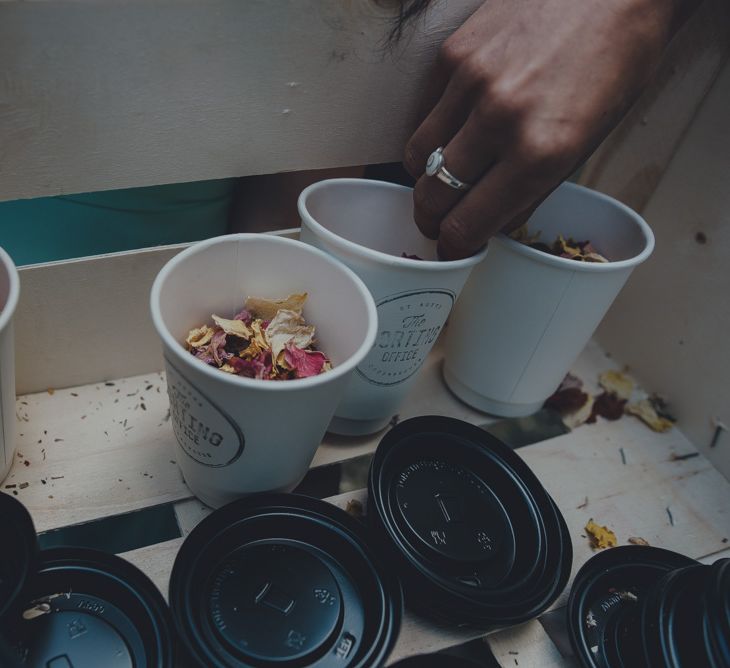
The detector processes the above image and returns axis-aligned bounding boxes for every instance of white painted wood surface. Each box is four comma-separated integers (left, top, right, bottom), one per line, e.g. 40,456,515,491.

14,229,292,396
579,0,730,211
0,0,481,202
596,58,730,479
7,339,730,665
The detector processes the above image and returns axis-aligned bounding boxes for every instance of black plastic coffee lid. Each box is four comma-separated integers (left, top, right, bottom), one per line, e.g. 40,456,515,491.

704,558,730,668
6,546,175,668
0,491,37,621
368,416,572,629
169,492,402,668
640,564,712,668
567,545,698,668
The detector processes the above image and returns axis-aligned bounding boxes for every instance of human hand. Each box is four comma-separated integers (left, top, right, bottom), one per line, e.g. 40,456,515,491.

404,0,682,259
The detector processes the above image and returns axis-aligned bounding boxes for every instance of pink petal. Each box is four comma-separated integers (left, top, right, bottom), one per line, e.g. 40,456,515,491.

229,351,272,380
284,343,328,378
210,329,232,366
233,308,253,324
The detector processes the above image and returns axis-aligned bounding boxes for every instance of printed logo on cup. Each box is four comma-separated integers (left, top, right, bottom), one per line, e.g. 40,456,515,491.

357,289,455,387
165,360,245,467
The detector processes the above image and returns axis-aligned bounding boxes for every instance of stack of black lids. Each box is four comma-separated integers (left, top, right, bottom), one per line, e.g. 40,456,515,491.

568,545,730,667
367,416,572,629
2,414,576,667
169,493,402,667
0,491,174,668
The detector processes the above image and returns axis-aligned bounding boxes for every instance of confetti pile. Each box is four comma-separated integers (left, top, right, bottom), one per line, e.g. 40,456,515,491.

510,226,610,262
185,293,331,380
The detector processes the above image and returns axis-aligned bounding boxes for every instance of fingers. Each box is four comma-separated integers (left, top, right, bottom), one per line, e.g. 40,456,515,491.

403,74,474,179
411,112,497,239
436,161,553,260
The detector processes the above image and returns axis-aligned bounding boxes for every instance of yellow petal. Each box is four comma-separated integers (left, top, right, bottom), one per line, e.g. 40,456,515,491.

510,224,541,245
563,393,595,430
585,519,617,550
185,325,214,349
265,309,315,369
599,370,634,401
626,399,674,432
244,293,308,321
211,315,252,339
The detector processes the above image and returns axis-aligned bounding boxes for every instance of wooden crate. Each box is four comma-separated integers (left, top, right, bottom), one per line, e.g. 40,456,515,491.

5,242,730,665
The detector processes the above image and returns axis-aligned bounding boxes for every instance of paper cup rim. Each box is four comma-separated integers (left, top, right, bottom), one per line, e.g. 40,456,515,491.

0,245,20,333
150,234,378,392
298,178,488,270
494,182,655,272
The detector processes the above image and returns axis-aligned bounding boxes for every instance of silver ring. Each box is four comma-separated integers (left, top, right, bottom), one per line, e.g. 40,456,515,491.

425,147,472,191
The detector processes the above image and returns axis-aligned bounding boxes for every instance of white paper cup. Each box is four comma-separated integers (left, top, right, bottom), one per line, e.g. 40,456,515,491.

0,247,19,484
443,182,655,417
150,234,377,507
298,179,487,435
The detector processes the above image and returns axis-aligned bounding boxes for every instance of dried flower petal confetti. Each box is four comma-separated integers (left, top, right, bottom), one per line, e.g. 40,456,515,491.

626,399,674,432
585,519,617,549
184,293,331,381
185,325,214,349
266,309,316,369
543,373,595,429
599,370,634,401
212,315,252,340
544,387,590,415
510,226,610,262
563,394,596,430
244,293,308,321
284,343,328,378
587,392,627,423
209,329,231,367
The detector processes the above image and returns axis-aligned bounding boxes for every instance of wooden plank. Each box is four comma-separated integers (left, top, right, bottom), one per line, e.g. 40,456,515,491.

8,371,185,533
487,620,566,668
16,245,184,395
595,59,730,479
15,229,298,395
121,537,184,601
579,0,730,212
7,335,616,533
119,421,730,666
9,333,488,533
521,419,730,612
0,0,481,202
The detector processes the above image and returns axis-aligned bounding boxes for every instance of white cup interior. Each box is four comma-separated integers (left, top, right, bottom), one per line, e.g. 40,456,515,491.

154,235,374,369
301,179,439,260
522,183,651,262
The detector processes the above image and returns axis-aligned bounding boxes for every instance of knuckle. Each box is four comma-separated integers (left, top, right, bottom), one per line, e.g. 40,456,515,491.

486,81,523,120
517,128,577,176
453,55,492,95
437,37,468,72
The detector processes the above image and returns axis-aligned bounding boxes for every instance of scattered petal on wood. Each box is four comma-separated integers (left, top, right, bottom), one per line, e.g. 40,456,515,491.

564,394,596,430
599,370,634,401
585,519,617,549
626,399,674,432
588,392,626,423
344,499,364,519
